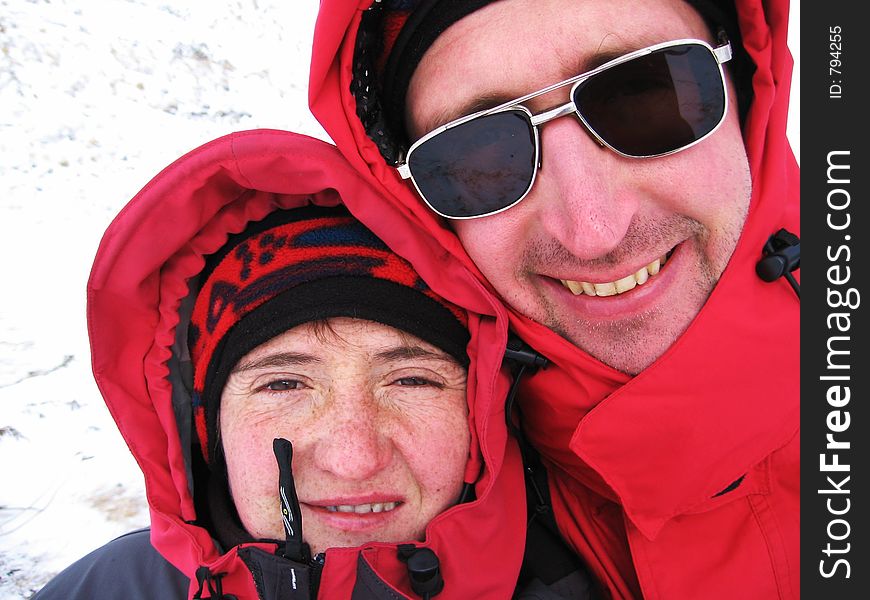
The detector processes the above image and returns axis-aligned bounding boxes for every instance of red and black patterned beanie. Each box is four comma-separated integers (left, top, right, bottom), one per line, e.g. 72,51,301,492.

189,204,469,465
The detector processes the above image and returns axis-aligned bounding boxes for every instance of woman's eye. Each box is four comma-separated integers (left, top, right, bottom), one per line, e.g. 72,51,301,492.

394,376,439,387
264,380,303,392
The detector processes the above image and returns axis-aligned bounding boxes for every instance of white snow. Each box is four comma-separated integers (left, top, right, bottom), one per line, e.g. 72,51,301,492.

0,1,799,598
0,2,326,597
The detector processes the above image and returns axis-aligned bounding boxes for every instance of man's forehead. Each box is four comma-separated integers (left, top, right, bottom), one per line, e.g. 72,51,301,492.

405,0,712,136
409,34,688,137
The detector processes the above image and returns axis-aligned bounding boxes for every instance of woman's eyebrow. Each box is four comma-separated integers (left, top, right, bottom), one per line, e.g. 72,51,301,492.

374,345,452,363
232,352,321,373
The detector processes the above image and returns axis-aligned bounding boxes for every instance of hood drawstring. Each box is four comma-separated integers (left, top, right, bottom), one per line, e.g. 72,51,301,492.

273,438,313,564
227,438,325,598
756,228,800,300
504,337,596,595
504,335,550,516
193,566,238,600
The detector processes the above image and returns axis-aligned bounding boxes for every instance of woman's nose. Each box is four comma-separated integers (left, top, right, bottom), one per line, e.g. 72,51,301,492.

312,398,393,480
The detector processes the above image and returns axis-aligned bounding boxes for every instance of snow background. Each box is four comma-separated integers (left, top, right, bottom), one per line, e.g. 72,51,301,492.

0,1,799,598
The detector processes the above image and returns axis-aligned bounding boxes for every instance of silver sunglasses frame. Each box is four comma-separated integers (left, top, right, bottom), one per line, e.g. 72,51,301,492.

397,38,733,220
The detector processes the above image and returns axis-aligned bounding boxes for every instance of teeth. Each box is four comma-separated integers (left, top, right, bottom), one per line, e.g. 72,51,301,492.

326,502,399,514
560,253,669,297
564,279,584,295
593,281,617,296
634,265,649,285
613,274,637,294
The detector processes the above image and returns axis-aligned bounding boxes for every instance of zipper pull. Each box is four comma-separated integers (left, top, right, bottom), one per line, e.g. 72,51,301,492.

273,438,312,563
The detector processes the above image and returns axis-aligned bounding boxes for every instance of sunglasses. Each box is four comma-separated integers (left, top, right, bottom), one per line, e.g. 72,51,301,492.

397,38,733,219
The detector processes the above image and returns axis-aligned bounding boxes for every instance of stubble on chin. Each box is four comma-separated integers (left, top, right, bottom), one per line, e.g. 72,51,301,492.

521,219,726,375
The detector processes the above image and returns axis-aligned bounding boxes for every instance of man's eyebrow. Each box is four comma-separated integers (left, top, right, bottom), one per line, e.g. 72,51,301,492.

414,45,639,137
232,352,322,373
583,48,631,71
582,31,686,71
374,345,455,364
416,92,515,138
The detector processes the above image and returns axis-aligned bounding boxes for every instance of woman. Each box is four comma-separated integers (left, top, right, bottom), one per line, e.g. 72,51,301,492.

186,203,475,577
33,131,533,599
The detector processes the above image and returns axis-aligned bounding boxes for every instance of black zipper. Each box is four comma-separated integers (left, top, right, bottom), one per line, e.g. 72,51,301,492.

310,552,325,597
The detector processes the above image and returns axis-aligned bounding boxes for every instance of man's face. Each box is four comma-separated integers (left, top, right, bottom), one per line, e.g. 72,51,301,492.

220,317,469,555
405,0,751,375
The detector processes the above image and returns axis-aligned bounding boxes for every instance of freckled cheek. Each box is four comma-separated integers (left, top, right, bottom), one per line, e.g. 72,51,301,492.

223,430,274,487
398,407,471,496
222,410,303,493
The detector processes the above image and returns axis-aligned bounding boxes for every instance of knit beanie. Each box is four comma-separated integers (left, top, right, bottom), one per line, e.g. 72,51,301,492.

188,204,469,466
352,0,754,165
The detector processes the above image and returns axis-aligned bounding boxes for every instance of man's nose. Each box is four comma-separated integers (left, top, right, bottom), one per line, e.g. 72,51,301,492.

534,117,640,259
313,398,393,480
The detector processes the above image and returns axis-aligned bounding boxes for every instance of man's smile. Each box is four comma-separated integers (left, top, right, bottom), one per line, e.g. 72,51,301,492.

559,250,673,297
537,240,703,329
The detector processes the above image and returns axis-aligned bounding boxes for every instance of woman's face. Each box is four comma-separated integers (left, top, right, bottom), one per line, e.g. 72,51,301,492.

219,317,470,555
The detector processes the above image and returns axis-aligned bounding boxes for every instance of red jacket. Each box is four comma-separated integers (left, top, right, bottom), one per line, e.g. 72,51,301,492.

87,130,529,599
307,1,800,598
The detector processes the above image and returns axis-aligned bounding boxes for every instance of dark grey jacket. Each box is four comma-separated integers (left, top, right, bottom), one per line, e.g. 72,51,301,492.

33,527,594,600
32,529,187,599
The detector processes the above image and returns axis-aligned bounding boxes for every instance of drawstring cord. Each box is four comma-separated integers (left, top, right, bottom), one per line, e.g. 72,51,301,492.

503,335,550,519
756,228,800,300
193,566,238,600
274,438,326,596
273,438,312,564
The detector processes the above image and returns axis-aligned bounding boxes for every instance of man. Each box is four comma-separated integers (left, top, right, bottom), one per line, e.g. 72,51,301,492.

309,0,799,598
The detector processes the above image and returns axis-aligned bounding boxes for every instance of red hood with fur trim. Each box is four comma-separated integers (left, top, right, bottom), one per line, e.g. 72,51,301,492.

88,130,525,599
308,1,799,598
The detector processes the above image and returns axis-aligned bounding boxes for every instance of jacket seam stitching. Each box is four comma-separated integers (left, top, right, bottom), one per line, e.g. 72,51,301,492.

747,493,788,600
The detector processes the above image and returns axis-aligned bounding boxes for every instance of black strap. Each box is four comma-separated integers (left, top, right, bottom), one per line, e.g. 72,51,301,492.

519,459,589,588
503,334,549,515
502,335,594,591
273,438,312,564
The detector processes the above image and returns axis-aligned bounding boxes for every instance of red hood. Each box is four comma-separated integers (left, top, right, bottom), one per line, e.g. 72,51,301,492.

308,0,798,548
87,130,525,598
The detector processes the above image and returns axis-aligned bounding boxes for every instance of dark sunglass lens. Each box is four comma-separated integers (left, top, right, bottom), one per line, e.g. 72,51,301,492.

408,110,536,218
574,43,726,156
